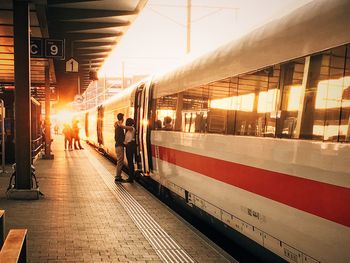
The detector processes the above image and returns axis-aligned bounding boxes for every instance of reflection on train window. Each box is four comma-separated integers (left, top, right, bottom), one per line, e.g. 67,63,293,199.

300,45,350,141
208,78,230,133
181,85,209,133
264,65,280,137
234,70,269,136
153,43,350,142
155,94,177,130
227,77,238,134
276,58,305,138
341,44,350,142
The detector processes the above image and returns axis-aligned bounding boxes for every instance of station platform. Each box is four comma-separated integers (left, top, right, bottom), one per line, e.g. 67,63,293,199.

0,136,235,263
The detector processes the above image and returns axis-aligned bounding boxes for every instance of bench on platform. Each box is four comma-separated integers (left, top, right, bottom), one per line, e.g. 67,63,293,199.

0,229,27,263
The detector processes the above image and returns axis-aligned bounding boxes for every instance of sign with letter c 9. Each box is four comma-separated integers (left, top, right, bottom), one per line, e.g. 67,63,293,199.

45,39,65,59
30,38,43,58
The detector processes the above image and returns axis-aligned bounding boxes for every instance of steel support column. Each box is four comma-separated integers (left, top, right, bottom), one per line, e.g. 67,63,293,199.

43,64,54,159
13,0,32,189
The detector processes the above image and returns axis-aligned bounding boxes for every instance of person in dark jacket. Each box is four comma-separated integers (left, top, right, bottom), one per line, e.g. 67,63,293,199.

72,120,83,150
62,124,72,150
124,118,136,183
114,113,125,182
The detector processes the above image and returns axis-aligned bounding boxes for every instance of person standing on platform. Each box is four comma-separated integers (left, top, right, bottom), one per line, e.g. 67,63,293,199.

72,120,84,150
114,113,125,182
123,118,136,183
62,124,72,150
54,124,59,134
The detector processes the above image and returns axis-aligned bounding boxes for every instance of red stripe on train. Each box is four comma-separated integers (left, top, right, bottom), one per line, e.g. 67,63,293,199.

151,144,350,227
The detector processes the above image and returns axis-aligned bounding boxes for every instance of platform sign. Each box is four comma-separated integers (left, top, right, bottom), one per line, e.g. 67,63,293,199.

45,39,65,59
30,38,65,59
66,58,79,73
30,38,43,58
31,87,58,102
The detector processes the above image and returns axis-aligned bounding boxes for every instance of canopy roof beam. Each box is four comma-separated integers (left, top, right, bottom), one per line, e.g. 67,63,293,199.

47,8,136,21
50,21,130,32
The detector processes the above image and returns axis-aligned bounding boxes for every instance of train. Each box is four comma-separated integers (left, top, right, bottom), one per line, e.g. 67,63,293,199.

76,0,350,262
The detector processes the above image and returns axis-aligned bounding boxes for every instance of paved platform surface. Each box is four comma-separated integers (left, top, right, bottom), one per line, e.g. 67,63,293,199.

0,135,234,263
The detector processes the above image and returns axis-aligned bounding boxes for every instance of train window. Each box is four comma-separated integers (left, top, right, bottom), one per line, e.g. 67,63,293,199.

208,78,231,133
154,94,177,130
340,44,350,142
234,70,269,136
226,77,238,135
153,44,350,143
181,85,209,133
298,45,350,142
263,66,281,137
298,52,331,140
276,58,305,138
323,47,346,142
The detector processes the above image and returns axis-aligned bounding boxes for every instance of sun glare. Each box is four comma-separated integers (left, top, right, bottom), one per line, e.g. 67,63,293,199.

52,110,75,125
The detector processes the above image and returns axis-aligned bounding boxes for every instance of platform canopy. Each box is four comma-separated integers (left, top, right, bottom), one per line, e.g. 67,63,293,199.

0,0,147,93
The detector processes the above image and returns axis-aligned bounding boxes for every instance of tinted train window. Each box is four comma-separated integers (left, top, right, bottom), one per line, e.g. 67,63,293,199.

299,45,350,142
227,77,238,134
154,94,177,130
276,58,305,138
181,86,209,133
234,70,269,136
264,65,281,137
208,78,231,133
154,43,350,142
341,44,350,142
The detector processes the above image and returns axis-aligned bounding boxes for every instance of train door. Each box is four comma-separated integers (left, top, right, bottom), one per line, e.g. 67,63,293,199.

134,81,153,175
85,112,89,138
97,105,104,146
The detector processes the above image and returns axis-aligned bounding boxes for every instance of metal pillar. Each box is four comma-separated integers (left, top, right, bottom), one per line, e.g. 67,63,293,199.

43,64,54,159
0,100,5,174
13,0,32,189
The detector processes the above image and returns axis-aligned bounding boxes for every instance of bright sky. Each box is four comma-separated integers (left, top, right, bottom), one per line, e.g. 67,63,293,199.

99,0,312,79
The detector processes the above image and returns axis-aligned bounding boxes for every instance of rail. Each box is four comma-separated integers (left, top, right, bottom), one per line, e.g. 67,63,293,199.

31,136,43,159
31,136,42,144
0,229,27,263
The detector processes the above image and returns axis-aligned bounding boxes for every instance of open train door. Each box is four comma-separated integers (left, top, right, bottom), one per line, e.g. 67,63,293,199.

134,80,153,175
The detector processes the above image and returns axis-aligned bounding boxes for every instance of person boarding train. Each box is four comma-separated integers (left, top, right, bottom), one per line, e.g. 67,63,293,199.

114,113,135,183
124,118,136,183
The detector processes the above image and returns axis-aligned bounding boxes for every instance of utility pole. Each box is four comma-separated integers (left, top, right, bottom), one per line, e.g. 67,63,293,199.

43,63,54,160
186,0,191,54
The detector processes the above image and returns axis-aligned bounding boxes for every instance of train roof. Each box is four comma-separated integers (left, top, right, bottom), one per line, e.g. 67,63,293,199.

153,0,350,98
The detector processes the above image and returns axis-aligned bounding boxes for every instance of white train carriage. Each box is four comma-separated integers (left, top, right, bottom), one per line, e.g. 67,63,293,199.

80,0,350,262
